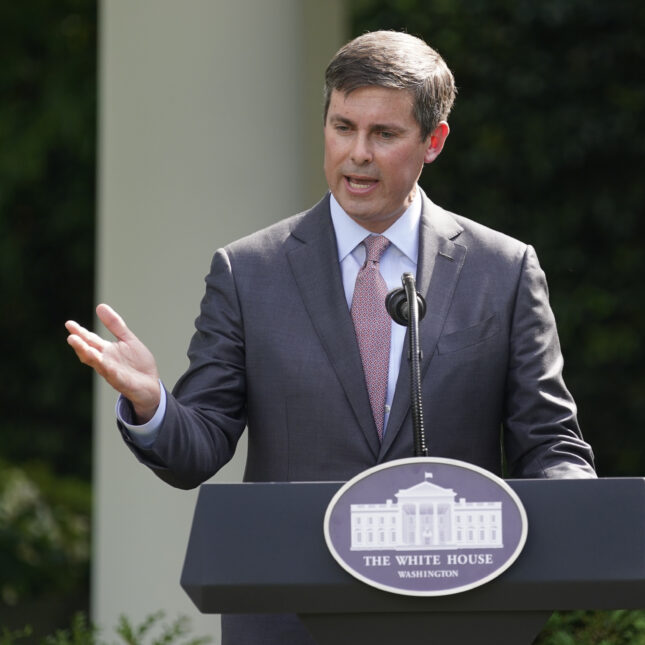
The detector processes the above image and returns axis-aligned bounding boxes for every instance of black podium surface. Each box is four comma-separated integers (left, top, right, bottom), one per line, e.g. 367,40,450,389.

181,478,645,644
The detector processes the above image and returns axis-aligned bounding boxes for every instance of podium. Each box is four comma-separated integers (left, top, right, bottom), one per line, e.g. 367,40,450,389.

181,478,645,645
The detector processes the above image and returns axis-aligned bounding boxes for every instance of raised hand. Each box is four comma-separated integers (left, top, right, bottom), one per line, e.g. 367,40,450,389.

65,304,161,423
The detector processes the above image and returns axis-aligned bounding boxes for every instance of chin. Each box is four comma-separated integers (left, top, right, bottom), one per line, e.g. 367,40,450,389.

340,196,375,216
347,209,376,225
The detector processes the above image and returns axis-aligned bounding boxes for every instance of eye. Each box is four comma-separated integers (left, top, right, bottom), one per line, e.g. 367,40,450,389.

378,130,395,140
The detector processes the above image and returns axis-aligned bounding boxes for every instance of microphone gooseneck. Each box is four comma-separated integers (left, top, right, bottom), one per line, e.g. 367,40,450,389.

386,273,428,457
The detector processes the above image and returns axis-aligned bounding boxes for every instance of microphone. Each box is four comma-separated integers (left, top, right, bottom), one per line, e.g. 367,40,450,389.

386,273,428,457
385,282,427,325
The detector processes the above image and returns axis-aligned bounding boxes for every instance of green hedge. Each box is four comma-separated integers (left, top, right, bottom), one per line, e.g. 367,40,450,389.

0,612,211,645
0,460,90,634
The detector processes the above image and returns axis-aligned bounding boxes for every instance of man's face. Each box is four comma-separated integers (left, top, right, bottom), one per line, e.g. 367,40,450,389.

324,86,444,233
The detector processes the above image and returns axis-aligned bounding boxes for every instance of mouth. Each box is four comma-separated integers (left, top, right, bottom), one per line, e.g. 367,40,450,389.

344,175,379,194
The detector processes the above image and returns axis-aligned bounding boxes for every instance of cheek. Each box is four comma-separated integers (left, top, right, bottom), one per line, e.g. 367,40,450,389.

324,142,346,178
323,146,333,173
323,139,337,167
323,147,339,187
384,149,426,183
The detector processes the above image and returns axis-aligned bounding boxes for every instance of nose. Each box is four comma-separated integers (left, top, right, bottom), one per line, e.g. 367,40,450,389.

350,133,373,165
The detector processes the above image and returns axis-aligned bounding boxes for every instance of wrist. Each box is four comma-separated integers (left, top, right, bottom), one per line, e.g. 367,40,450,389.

132,380,161,423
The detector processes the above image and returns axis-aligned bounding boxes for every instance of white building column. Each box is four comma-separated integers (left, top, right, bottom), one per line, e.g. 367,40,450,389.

94,1,346,640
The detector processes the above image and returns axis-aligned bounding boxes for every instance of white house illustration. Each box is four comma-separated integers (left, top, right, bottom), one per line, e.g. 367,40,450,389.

350,473,503,551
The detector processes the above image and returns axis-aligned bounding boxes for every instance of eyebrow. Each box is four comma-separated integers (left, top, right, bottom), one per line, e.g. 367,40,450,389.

328,114,407,134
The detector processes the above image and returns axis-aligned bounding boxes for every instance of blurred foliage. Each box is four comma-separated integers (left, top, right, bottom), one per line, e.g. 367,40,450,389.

111,612,211,645
0,0,96,479
535,610,645,644
352,0,645,476
0,612,211,645
0,458,90,607
0,0,96,634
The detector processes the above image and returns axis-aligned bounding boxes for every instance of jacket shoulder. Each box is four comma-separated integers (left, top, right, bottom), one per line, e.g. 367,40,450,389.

452,212,527,256
429,206,530,275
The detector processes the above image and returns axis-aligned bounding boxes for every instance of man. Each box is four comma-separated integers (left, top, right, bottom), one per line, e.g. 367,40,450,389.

67,30,595,644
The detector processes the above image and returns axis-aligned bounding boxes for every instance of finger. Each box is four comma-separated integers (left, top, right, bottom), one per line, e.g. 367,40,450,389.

66,333,105,370
96,303,136,343
65,319,110,351
67,329,140,392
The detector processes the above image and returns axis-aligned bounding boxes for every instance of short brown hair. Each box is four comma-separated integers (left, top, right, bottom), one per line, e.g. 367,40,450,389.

324,31,456,140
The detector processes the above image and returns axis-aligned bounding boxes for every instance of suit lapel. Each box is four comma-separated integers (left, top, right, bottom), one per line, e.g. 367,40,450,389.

379,194,466,460
286,196,381,458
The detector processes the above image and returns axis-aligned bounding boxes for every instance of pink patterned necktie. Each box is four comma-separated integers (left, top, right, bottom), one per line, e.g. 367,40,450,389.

351,235,391,440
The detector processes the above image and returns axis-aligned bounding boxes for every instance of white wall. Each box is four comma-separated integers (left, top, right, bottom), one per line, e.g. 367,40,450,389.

95,0,346,640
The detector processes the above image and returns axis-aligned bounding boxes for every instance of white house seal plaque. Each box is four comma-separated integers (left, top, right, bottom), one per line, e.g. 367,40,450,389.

324,457,528,596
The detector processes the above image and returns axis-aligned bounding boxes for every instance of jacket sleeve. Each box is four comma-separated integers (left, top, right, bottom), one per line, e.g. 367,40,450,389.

118,247,248,489
503,245,596,478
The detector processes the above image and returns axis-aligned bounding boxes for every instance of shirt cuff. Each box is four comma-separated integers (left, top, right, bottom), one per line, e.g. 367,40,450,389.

116,381,167,448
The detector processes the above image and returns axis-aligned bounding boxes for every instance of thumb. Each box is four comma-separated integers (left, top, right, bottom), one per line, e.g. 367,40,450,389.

96,303,136,343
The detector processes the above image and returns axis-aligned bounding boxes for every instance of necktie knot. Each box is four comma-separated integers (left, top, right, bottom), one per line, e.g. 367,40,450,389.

363,235,390,265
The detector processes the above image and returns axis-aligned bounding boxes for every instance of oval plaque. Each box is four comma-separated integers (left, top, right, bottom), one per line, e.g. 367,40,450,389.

324,457,528,596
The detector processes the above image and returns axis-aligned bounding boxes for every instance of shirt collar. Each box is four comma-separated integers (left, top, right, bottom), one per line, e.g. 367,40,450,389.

329,188,421,264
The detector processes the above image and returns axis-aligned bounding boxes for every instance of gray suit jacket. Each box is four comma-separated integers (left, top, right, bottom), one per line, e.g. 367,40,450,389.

120,191,594,644
121,191,595,486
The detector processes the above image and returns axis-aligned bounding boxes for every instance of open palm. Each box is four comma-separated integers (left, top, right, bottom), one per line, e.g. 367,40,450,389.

65,303,161,423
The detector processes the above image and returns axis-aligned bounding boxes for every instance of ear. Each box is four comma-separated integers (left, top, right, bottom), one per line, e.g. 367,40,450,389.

423,122,450,164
